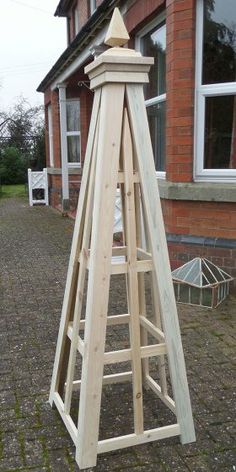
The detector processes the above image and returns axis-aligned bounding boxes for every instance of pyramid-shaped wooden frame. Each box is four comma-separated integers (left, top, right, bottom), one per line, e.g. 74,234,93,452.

49,10,195,470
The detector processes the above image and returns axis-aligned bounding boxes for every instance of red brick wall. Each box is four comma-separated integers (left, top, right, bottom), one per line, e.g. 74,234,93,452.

51,90,61,168
44,104,50,167
68,10,74,42
44,89,61,169
166,0,195,182
162,200,236,239
67,0,90,42
81,87,93,164
79,0,89,27
125,0,164,34
48,174,62,208
44,1,236,264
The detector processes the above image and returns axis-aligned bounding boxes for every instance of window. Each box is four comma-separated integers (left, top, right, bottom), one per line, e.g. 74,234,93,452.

73,3,79,36
48,104,54,167
66,99,81,167
195,0,236,181
88,0,96,15
136,14,166,177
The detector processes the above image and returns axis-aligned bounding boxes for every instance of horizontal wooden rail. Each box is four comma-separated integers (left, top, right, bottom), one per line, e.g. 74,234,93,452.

97,424,180,453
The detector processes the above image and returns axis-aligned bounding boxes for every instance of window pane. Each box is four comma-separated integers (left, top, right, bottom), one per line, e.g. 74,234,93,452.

67,135,80,163
204,95,236,169
66,101,80,131
147,101,166,171
142,22,166,99
203,0,236,84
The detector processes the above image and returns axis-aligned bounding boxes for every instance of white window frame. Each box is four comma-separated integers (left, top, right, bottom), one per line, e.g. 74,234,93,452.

66,98,81,168
194,0,236,182
48,104,54,167
90,0,96,15
74,4,79,35
135,12,166,180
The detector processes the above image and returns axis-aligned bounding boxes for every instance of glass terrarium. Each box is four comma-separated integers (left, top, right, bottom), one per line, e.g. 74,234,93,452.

172,258,233,308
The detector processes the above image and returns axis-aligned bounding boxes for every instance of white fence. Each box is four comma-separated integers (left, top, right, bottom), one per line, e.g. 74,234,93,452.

28,168,49,206
113,188,123,233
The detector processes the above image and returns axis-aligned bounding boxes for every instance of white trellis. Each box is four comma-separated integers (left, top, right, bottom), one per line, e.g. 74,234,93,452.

113,188,123,233
28,168,49,206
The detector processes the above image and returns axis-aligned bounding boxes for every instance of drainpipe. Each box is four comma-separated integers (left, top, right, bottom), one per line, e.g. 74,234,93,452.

58,83,70,213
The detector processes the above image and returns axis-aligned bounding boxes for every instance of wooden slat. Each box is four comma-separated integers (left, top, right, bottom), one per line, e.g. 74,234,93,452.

141,343,167,358
97,424,180,454
143,217,168,397
67,324,84,356
137,247,152,260
126,84,195,444
150,272,168,396
137,260,153,272
64,114,99,414
52,393,77,445
103,343,166,365
110,261,127,274
139,316,165,342
78,314,130,330
78,252,152,274
112,246,127,257
122,109,143,435
117,171,139,184
49,89,102,405
146,375,176,414
133,184,149,382
110,259,152,275
104,348,131,364
71,371,132,391
77,83,125,470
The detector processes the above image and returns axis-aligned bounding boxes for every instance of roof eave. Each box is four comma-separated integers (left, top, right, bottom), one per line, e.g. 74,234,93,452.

37,0,119,93
54,0,71,17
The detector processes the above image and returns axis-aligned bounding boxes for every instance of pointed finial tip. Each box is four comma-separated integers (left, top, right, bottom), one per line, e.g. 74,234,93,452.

104,7,130,48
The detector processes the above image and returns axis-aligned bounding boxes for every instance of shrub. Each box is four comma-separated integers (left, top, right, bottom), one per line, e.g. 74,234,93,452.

0,146,28,184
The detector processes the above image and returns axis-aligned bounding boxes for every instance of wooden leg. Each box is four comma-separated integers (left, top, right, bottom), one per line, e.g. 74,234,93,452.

76,84,125,469
64,117,100,414
122,109,143,434
49,89,101,406
150,272,168,396
134,184,149,383
126,84,195,444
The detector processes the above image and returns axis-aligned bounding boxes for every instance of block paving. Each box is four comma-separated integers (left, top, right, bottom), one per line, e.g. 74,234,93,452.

0,196,235,471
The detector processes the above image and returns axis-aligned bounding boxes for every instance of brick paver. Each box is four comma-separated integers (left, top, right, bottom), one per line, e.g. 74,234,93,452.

0,196,235,471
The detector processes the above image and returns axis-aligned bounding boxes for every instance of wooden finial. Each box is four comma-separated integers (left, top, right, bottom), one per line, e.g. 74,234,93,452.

104,7,130,47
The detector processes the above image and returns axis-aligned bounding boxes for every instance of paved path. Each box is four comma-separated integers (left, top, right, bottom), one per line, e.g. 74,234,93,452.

0,196,235,472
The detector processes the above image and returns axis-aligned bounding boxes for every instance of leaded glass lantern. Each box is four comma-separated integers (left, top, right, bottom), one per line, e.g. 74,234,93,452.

172,258,233,308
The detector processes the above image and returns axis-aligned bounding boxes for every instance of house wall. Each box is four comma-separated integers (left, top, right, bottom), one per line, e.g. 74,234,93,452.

43,0,236,288
44,67,93,211
67,0,97,42
165,0,195,184
163,0,235,286
44,89,62,208
127,0,236,287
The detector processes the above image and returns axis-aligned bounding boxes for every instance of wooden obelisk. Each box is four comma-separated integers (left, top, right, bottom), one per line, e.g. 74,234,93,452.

49,8,195,469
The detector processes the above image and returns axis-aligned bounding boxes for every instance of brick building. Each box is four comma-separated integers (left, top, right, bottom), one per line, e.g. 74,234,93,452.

37,0,236,286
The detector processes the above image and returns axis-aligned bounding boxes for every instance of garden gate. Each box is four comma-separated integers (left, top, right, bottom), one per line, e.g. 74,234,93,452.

28,168,49,206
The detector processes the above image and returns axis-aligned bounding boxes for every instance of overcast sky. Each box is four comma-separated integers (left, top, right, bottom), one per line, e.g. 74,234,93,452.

0,0,66,112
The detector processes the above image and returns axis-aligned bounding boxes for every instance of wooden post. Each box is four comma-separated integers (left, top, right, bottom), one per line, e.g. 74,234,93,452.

49,8,195,469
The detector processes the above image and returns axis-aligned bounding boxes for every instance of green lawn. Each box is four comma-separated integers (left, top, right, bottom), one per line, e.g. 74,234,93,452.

0,184,28,199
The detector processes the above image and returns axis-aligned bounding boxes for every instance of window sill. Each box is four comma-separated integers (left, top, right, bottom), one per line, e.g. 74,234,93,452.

157,180,236,203
47,167,82,175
